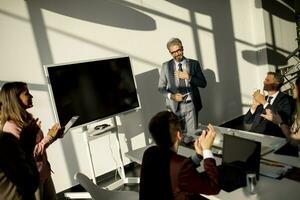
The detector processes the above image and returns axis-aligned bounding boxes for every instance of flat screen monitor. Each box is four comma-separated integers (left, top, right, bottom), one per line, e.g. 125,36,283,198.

45,56,140,128
222,134,261,179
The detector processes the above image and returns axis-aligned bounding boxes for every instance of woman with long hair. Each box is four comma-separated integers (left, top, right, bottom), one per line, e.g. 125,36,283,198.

0,81,61,200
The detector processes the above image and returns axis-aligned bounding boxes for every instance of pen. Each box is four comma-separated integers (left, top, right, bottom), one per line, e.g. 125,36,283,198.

260,161,286,168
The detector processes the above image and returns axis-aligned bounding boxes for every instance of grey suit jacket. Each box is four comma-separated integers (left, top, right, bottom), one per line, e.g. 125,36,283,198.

158,58,207,112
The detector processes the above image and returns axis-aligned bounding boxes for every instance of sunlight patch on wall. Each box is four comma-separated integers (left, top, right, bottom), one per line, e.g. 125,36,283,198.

198,30,219,82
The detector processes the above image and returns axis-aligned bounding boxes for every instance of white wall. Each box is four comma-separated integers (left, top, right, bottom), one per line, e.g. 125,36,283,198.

0,0,297,192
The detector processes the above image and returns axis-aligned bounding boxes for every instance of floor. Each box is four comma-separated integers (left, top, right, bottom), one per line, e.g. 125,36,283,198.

57,163,141,199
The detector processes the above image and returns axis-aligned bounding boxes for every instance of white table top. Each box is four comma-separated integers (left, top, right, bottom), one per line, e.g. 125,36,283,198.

125,128,300,200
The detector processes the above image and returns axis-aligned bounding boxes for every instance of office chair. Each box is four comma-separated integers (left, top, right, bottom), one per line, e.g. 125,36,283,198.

74,172,139,200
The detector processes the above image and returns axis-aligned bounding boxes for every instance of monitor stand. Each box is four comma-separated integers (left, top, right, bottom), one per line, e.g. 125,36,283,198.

64,116,139,199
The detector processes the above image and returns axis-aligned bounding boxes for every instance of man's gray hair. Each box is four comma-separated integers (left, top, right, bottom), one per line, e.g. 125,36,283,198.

167,38,182,50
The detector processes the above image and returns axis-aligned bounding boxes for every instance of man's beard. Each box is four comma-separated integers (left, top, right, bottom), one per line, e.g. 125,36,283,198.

174,55,184,62
263,83,278,91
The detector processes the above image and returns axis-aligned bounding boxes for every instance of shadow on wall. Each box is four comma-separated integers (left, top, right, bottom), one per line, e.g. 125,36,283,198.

199,69,223,125
28,0,156,30
134,68,166,146
114,69,165,151
256,0,295,22
242,48,288,67
244,0,295,72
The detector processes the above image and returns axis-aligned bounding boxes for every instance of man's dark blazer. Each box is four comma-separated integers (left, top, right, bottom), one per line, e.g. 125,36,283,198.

158,58,207,113
139,146,220,200
244,92,294,137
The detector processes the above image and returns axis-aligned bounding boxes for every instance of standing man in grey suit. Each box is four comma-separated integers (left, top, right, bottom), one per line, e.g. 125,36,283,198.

158,38,207,141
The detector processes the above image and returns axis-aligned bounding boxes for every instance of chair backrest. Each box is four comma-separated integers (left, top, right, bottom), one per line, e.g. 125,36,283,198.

74,172,139,200
139,146,173,200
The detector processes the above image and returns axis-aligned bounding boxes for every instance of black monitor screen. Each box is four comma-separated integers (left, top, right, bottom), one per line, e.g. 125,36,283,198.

46,56,139,127
222,134,261,178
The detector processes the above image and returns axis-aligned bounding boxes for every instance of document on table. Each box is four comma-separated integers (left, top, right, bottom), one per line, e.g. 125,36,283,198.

260,160,292,178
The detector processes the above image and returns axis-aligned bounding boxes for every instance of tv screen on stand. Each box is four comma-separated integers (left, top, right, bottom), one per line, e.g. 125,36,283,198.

45,56,140,128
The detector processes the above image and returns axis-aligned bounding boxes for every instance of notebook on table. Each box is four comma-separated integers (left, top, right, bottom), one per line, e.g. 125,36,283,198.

218,134,261,192
61,116,79,137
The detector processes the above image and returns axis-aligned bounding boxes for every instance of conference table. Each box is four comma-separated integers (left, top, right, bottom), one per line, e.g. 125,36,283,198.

125,127,300,200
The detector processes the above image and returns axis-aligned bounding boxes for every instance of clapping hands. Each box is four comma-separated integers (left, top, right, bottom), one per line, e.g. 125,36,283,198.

252,89,266,110
194,124,216,156
260,108,282,124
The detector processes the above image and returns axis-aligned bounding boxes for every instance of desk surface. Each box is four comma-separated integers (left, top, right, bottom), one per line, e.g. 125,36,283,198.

125,129,300,200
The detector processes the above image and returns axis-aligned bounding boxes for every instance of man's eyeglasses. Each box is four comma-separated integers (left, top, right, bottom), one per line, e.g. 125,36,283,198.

169,48,183,55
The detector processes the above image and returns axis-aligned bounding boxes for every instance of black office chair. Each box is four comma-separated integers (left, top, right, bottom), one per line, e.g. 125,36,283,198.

74,172,139,200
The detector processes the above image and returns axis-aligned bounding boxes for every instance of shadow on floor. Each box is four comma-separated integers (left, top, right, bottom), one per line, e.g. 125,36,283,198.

57,163,141,199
